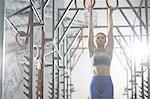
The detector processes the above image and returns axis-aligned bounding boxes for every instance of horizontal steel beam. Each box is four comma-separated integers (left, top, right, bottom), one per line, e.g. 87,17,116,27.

65,25,150,29
67,34,150,38
59,6,150,11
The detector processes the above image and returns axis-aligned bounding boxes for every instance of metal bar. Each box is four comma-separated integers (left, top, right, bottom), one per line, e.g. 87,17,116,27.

145,0,150,98
54,0,75,35
58,6,150,11
57,8,60,99
40,0,45,98
148,62,150,99
138,0,144,40
30,0,44,24
67,34,150,39
44,0,50,7
114,51,128,71
59,10,79,44
71,47,87,49
66,25,150,29
125,0,147,30
66,37,69,99
5,17,18,33
7,4,31,18
115,37,132,72
119,9,140,41
115,37,134,99
0,0,4,98
5,23,150,30
71,49,84,68
67,45,78,64
52,0,55,98
139,2,143,40
134,59,137,99
29,4,34,99
64,29,81,58
69,50,72,99
116,27,129,47
141,66,144,99
145,0,149,44
62,37,66,99
52,40,63,60
114,50,129,99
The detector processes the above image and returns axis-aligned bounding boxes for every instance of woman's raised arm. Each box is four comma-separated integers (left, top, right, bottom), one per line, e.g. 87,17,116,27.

88,6,96,57
106,7,114,55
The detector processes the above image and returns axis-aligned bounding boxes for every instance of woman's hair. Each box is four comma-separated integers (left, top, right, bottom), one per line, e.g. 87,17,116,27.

96,32,106,38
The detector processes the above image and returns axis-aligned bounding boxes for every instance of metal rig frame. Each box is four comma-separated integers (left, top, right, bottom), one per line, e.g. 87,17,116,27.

0,0,150,99
0,0,5,98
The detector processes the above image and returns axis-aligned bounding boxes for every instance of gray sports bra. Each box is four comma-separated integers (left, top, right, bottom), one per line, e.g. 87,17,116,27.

91,49,112,66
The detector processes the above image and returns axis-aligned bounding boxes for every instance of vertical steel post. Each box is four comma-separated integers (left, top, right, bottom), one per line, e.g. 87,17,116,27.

29,4,34,99
63,40,65,99
134,60,137,99
57,9,60,99
66,38,69,99
141,66,144,99
145,0,150,98
52,0,55,98
41,0,45,98
0,0,5,98
139,1,143,40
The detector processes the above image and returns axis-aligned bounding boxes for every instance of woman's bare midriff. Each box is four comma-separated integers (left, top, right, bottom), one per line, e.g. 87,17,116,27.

92,65,110,76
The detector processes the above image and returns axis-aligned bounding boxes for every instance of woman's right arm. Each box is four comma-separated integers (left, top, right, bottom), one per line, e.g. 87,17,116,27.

88,7,96,57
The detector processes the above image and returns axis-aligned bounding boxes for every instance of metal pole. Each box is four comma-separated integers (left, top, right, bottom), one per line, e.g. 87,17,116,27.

59,10,79,45
41,0,45,98
116,27,129,47
134,60,137,99
139,2,143,40
29,3,34,99
125,0,147,30
141,66,144,99
145,0,150,98
58,6,150,11
52,0,55,98
126,69,129,99
62,39,66,99
119,9,140,41
57,8,60,99
53,0,75,35
66,38,69,99
148,62,150,99
0,0,5,98
145,0,149,43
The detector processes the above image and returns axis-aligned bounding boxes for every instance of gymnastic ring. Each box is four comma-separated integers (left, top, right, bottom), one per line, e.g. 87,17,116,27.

34,45,40,59
83,0,96,9
75,0,78,8
15,33,29,48
106,0,119,10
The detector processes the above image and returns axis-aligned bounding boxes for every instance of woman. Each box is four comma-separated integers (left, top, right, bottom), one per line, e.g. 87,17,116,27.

88,6,114,99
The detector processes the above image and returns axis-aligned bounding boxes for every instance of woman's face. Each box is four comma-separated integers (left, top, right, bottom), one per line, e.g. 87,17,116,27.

96,33,106,47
